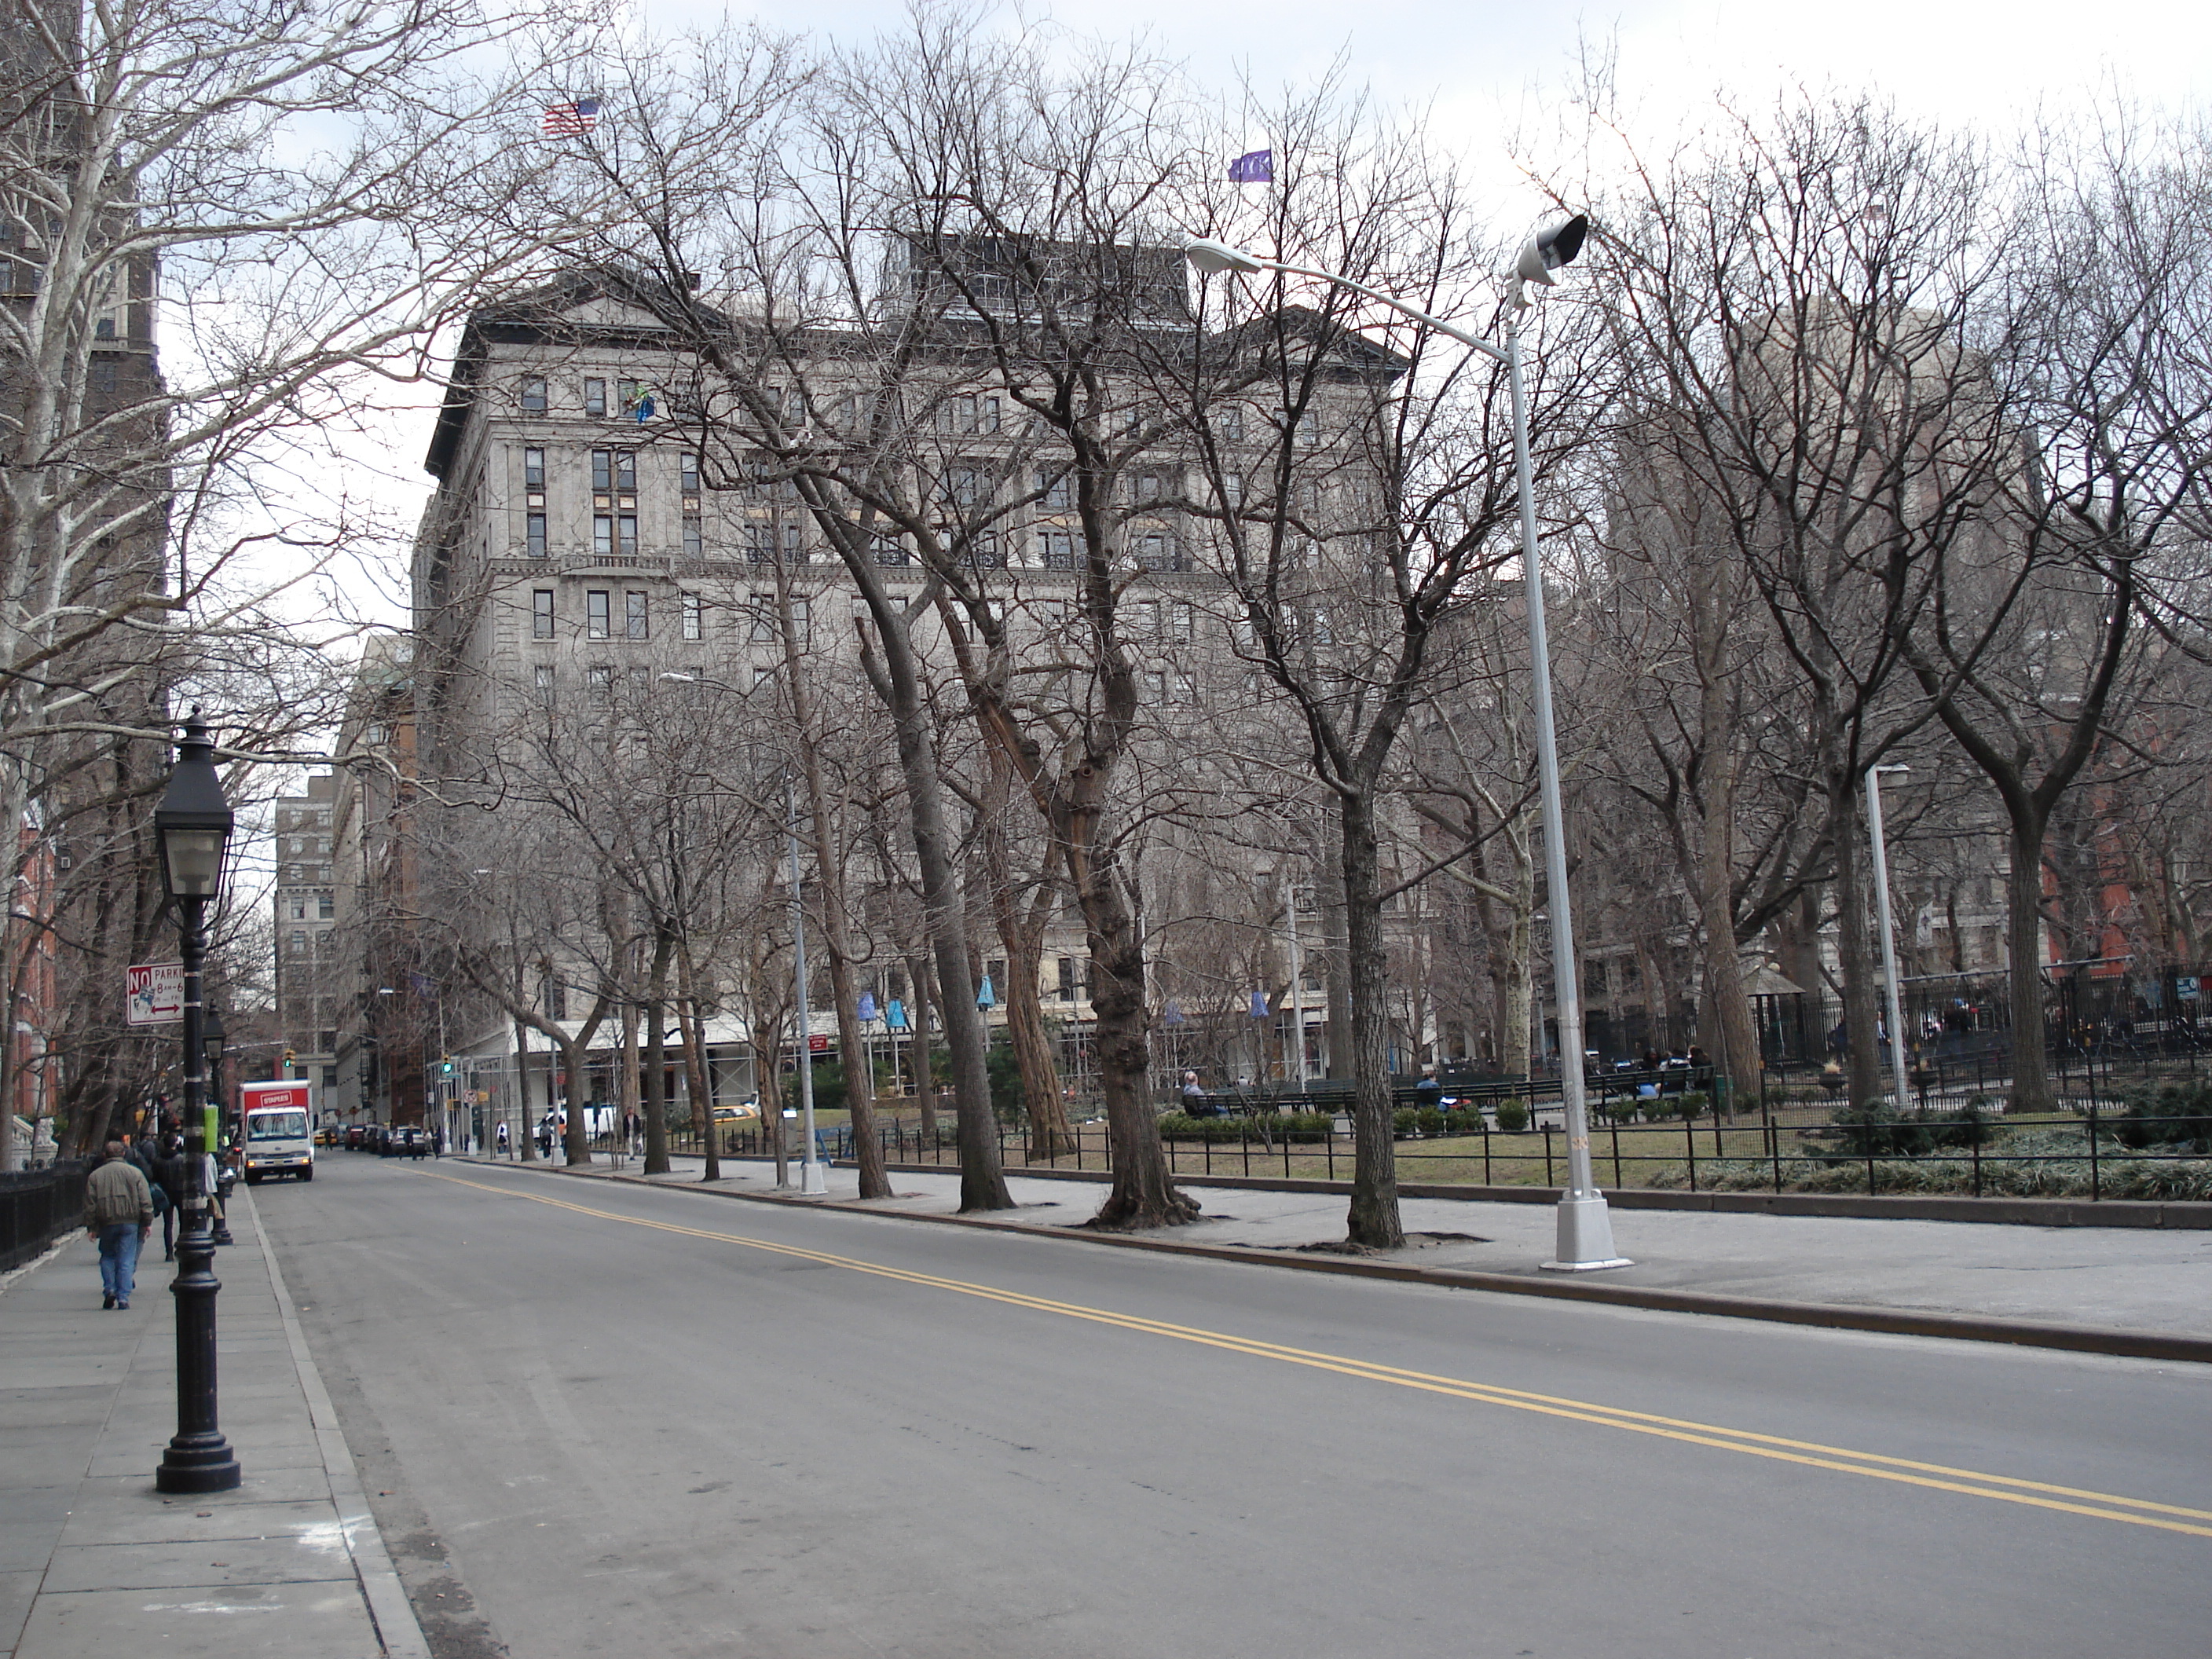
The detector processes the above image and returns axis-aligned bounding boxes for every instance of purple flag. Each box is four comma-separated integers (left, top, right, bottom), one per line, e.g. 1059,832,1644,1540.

1228,148,1273,184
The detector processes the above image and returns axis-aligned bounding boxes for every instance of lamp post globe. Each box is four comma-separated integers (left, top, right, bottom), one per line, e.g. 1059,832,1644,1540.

152,717,242,1494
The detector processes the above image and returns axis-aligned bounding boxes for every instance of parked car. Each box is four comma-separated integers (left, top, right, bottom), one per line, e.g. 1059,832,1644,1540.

344,1123,368,1151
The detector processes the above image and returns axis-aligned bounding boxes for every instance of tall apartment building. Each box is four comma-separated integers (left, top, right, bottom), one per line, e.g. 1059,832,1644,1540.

328,637,427,1126
394,256,1403,1106
270,774,340,1104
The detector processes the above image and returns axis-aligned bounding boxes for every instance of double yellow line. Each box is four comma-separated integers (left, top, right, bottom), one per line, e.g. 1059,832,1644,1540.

419,1168,2212,1540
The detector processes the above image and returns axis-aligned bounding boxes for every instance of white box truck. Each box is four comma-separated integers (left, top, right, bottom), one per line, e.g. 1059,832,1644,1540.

240,1080,315,1183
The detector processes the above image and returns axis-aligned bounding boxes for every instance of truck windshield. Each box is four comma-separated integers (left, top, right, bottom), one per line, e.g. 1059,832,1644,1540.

247,1111,308,1141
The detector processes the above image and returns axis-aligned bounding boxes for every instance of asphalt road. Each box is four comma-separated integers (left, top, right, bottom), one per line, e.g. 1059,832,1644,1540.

256,1154,2211,1659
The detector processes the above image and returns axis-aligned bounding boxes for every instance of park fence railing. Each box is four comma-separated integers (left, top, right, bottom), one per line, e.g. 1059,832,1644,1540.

720,1093,2212,1205
0,1160,91,1273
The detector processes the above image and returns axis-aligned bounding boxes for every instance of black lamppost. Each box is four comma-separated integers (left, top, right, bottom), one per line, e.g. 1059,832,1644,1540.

153,718,242,1494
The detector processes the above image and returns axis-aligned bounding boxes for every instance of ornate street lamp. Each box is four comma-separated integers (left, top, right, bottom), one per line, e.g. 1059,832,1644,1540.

152,717,242,1494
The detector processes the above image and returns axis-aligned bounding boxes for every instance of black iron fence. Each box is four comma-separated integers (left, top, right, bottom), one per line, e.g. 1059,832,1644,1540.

1,1160,90,1273
720,1097,2210,1205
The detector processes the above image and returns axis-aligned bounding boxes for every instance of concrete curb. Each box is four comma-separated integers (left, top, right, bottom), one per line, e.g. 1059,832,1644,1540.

245,1188,434,1659
857,1159,2212,1230
446,1156,2212,1367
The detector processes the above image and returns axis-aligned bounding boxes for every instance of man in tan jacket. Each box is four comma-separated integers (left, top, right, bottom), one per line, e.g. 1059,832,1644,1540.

82,1139,153,1310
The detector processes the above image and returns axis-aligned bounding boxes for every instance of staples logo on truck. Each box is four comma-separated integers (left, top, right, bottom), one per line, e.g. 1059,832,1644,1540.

240,1081,314,1185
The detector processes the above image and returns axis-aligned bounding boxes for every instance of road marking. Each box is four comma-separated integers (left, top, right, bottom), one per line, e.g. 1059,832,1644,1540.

415,1168,2212,1540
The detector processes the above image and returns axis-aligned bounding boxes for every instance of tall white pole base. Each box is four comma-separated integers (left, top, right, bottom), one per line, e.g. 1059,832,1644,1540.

800,1158,829,1196
1542,1194,1632,1272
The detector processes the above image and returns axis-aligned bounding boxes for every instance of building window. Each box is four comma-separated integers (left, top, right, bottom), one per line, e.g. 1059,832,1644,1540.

534,664,555,704
1136,532,1181,572
1039,529,1076,569
790,598,810,648
1057,957,1077,1000
593,515,637,558
289,929,307,955
625,591,649,640
749,594,775,643
681,592,703,641
591,450,637,495
533,588,555,639
870,533,908,567
680,452,700,493
522,447,544,489
588,665,612,696
319,895,334,919
1171,602,1193,642
586,590,610,639
584,378,606,417
520,375,547,413
526,512,547,557
783,524,806,565
1217,405,1244,443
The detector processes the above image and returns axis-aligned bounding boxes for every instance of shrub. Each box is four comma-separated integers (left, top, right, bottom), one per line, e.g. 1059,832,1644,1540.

1822,1101,1999,1159
1494,1101,1529,1133
2111,1083,2212,1153
1155,1111,1333,1143
1392,1107,1451,1137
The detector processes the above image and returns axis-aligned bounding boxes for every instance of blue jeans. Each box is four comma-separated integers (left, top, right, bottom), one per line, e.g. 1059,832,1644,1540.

97,1224,142,1304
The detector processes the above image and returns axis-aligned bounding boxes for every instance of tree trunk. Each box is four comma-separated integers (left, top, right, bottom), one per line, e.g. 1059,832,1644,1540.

514,1017,536,1161
1074,826,1196,1232
2005,808,2057,1113
1338,793,1404,1250
555,1030,591,1165
985,817,1071,1158
864,609,1010,1210
905,950,939,1144
676,950,719,1181
642,932,672,1174
1829,780,1885,1110
1696,788,1760,1114
1315,852,1353,1080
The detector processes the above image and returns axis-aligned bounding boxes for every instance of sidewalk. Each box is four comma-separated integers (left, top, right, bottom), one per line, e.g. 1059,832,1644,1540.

0,1188,427,1658
463,1150,2212,1350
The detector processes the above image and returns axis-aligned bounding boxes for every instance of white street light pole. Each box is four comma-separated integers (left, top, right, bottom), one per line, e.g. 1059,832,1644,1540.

1185,218,1626,1269
1866,765,1914,1109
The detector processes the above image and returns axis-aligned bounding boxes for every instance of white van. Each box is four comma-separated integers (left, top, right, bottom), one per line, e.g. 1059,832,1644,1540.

241,1082,316,1183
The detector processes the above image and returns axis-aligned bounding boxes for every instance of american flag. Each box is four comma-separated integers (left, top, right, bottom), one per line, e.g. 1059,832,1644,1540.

542,96,600,138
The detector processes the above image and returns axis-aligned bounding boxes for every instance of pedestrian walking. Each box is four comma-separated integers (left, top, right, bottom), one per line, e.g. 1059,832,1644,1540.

82,1139,152,1310
496,1121,511,1159
432,1124,445,1159
153,1133,185,1260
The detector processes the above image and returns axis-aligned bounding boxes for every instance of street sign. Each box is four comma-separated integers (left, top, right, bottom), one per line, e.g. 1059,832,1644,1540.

125,961,184,1026
2178,976,2201,1002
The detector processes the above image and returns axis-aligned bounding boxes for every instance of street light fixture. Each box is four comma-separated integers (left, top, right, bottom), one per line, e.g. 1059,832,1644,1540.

1184,215,1627,1270
1866,765,1914,1109
151,717,242,1493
